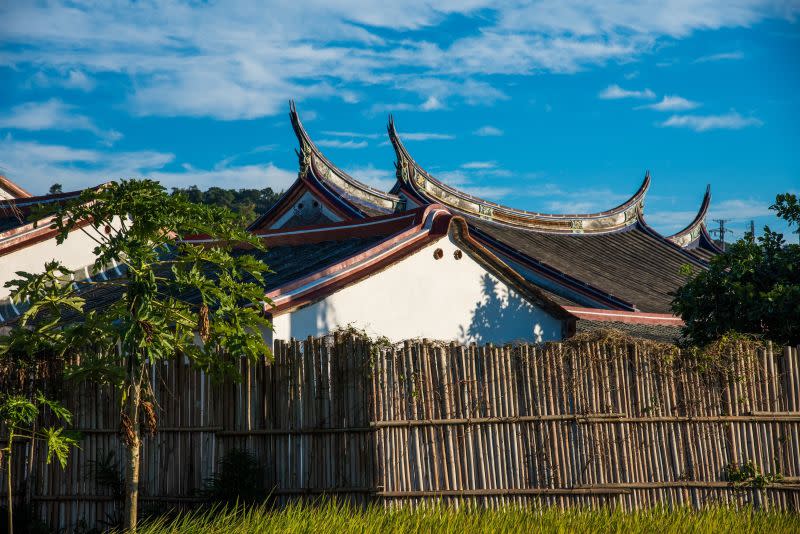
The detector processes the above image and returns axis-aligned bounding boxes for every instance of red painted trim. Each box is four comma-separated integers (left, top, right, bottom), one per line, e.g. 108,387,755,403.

265,207,449,302
564,306,684,326
267,230,440,315
0,216,94,257
263,205,574,325
185,205,442,247
0,189,83,211
0,175,31,198
257,215,414,247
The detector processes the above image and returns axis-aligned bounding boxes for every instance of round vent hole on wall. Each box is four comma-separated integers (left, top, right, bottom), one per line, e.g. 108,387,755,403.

433,248,443,260
453,249,463,260
312,200,319,208
297,203,304,210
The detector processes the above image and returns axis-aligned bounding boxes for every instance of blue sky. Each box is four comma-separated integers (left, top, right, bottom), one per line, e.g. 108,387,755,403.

0,1,798,239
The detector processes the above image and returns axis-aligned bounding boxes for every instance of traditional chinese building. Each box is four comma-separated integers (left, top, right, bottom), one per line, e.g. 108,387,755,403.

0,104,720,342
245,104,720,341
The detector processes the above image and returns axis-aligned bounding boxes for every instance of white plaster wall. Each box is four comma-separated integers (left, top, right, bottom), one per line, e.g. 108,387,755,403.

270,235,564,344
0,221,120,299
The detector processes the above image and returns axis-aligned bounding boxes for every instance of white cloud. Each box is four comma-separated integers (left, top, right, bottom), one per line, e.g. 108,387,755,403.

641,95,701,111
399,132,455,141
0,99,122,144
63,70,94,91
599,84,656,100
0,135,294,194
659,111,763,131
420,96,445,110
2,2,790,120
321,131,381,140
316,139,369,149
461,161,496,169
473,125,504,136
709,198,774,220
151,162,296,192
29,69,95,91
368,102,418,115
694,51,745,63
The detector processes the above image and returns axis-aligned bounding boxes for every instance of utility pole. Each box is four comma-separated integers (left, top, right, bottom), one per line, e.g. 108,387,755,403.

711,218,732,251
749,220,755,238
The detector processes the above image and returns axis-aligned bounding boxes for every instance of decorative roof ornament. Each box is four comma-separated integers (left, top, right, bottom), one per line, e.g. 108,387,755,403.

667,185,722,257
296,143,312,177
289,101,402,213
387,117,651,235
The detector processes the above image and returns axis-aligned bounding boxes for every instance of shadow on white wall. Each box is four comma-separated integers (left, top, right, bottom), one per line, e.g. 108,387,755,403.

459,274,546,344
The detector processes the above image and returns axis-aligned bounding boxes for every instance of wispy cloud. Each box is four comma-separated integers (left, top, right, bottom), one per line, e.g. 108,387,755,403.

399,132,455,141
29,69,95,91
420,96,445,111
316,139,368,149
368,102,418,115
0,99,121,144
473,125,503,136
640,95,700,111
599,84,656,100
461,161,497,169
694,51,744,63
0,135,294,194
709,198,774,220
659,111,763,132
1,2,790,121
321,131,381,140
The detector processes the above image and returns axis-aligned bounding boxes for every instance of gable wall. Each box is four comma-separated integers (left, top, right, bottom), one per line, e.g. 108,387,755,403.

270,235,564,344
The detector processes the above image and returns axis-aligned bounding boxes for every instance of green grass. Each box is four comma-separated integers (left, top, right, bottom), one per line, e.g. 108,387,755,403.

133,501,800,534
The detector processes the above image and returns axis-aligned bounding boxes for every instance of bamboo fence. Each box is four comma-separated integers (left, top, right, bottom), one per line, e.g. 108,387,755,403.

1,332,799,529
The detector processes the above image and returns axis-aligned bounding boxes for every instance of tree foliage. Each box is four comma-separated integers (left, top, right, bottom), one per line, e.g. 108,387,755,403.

672,193,800,347
3,179,274,531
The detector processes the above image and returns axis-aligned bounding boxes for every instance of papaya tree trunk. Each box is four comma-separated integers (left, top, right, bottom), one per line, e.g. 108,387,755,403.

123,371,143,532
5,431,13,534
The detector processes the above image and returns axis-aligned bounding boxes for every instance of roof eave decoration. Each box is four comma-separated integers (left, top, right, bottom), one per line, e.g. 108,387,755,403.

289,101,402,214
667,185,720,253
388,117,650,235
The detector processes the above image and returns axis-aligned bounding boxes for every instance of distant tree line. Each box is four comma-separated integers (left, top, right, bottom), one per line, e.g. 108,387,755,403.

47,183,283,227
170,186,283,225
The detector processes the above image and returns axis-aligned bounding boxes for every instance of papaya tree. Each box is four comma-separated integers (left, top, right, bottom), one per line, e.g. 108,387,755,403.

1,262,84,534
6,179,273,531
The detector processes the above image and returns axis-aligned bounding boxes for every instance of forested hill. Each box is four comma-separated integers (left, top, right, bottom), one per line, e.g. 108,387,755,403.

170,186,283,225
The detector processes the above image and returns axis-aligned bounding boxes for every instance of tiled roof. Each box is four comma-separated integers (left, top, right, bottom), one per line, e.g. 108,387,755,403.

469,218,703,313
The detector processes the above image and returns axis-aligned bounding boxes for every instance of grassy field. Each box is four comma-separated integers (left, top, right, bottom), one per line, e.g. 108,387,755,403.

133,502,800,534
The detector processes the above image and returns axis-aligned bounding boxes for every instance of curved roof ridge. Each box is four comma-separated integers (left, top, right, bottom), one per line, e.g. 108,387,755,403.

289,101,401,213
0,175,32,199
667,185,716,248
388,116,649,234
